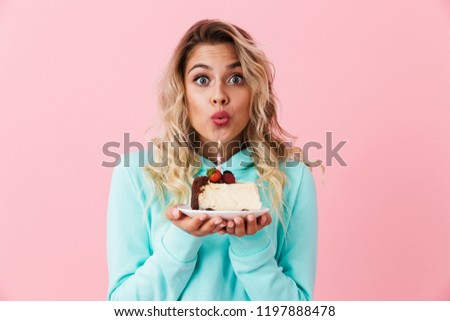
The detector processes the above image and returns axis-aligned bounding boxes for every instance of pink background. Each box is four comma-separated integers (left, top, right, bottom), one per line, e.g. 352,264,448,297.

1,0,449,300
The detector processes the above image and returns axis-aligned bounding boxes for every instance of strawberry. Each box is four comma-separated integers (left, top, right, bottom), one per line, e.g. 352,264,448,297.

206,167,217,177
209,171,222,183
207,167,222,183
222,170,236,184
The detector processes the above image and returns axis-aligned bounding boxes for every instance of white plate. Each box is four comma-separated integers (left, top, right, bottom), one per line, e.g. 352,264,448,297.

178,205,269,219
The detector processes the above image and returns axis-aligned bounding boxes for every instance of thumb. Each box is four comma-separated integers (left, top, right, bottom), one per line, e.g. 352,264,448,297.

171,207,181,219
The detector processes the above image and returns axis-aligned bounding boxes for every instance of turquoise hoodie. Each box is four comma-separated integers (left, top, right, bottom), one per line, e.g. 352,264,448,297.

107,148,317,300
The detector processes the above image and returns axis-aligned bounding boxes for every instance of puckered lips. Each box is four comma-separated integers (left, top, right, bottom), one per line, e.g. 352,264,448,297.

211,111,230,126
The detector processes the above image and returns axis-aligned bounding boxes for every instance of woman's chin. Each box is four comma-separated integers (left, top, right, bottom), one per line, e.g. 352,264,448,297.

206,129,232,142
196,127,244,146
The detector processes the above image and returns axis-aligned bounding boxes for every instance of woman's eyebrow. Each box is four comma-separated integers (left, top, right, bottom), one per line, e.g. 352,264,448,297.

187,61,241,74
226,61,241,69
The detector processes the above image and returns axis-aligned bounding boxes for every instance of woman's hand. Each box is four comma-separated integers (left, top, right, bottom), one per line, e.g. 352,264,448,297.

166,205,226,237
220,213,272,237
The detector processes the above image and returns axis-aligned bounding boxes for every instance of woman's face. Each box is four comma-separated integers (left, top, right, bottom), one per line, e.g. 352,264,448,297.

184,43,251,146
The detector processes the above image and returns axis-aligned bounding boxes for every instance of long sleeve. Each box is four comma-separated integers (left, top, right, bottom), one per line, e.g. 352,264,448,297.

228,162,318,300
106,160,204,300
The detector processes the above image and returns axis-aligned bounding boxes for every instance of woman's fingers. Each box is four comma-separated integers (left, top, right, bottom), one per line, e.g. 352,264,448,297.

212,219,227,233
199,217,224,234
185,213,208,231
226,220,235,235
185,214,228,236
233,217,245,237
263,213,272,226
167,205,273,237
257,212,271,227
166,206,180,220
245,214,257,235
166,205,232,237
225,213,272,237
171,207,181,219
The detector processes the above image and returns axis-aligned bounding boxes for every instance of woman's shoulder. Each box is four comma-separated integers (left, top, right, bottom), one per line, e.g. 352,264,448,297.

110,150,152,187
279,159,316,193
279,159,310,178
275,145,311,177
116,150,150,169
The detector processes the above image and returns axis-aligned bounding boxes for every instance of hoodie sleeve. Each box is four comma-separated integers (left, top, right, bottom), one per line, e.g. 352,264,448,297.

106,156,204,300
228,162,318,300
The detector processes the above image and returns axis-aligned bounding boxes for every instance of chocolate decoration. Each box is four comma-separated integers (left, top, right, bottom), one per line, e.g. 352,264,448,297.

190,176,209,210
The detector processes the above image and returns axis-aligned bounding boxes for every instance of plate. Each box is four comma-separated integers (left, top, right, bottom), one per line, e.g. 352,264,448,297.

178,205,270,219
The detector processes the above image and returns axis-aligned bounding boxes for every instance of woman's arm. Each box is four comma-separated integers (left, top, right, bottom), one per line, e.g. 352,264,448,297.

228,162,318,300
107,159,203,300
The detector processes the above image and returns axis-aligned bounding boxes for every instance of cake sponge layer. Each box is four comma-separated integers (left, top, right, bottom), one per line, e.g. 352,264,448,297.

198,182,262,211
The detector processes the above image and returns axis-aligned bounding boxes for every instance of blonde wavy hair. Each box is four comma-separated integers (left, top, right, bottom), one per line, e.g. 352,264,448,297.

144,19,311,226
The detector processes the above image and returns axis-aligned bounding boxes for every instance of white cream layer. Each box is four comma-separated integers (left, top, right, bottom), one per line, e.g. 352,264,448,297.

198,182,262,211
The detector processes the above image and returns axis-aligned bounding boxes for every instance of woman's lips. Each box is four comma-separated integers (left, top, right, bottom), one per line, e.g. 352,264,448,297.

211,111,230,126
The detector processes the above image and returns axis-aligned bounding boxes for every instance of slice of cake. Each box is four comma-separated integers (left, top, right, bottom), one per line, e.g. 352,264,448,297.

191,168,262,211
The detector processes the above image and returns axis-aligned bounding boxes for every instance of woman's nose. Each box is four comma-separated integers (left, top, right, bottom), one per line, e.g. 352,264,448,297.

212,97,227,106
211,83,229,106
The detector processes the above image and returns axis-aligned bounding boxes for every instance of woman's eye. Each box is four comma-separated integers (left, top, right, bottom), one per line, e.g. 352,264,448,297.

194,76,209,85
229,75,244,84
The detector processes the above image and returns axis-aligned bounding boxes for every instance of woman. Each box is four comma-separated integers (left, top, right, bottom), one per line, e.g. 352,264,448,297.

107,19,318,300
